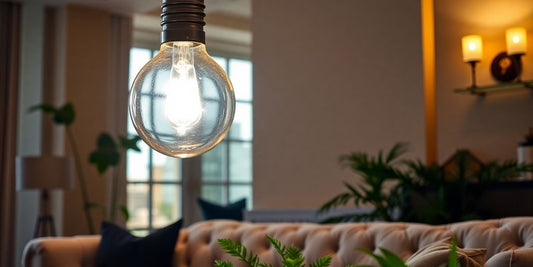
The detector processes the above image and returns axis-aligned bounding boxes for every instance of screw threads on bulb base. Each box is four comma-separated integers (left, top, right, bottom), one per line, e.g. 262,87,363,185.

160,0,206,44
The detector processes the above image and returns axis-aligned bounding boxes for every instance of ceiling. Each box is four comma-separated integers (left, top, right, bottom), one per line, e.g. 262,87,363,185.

7,0,252,17
9,0,252,54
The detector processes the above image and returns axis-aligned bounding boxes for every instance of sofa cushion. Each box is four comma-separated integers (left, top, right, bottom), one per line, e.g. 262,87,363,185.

22,217,533,267
406,237,486,267
96,219,182,267
197,198,246,221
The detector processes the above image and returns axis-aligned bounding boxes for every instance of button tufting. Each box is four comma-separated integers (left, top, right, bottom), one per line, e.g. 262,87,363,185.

332,241,339,253
516,238,524,247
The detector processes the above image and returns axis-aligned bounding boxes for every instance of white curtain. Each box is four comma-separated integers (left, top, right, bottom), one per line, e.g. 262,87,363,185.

108,14,132,227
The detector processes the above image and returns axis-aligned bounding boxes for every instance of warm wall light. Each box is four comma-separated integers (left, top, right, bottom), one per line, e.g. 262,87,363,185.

462,35,483,88
506,27,527,55
456,28,532,95
462,35,483,62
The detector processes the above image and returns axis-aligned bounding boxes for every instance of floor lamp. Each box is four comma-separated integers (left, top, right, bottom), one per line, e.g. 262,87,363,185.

16,156,73,238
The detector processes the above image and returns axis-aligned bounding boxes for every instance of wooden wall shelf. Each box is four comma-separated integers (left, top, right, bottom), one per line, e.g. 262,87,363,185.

454,80,533,96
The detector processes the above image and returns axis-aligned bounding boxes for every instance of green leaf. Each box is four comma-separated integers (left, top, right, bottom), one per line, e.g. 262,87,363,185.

357,248,389,267
448,236,458,267
266,235,287,258
317,192,354,214
85,202,106,216
309,255,331,267
119,135,142,152
97,133,116,147
385,142,409,164
379,248,408,267
27,103,76,126
284,246,304,267
89,133,120,173
343,182,364,199
28,104,56,114
53,103,75,125
118,205,130,221
214,260,233,267
217,238,263,267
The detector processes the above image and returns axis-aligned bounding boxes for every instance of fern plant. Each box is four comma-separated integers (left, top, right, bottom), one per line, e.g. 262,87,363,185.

215,235,460,267
215,235,332,267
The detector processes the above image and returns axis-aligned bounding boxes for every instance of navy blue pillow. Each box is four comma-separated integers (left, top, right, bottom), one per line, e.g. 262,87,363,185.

96,219,182,267
197,198,246,221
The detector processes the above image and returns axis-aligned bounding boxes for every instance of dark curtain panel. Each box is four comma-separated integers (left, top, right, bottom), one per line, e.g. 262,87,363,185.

0,2,21,267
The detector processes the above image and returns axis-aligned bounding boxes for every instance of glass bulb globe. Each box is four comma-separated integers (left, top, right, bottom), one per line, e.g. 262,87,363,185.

129,42,235,158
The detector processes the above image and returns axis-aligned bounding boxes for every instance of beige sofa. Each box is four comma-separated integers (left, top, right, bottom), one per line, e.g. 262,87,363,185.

23,217,533,267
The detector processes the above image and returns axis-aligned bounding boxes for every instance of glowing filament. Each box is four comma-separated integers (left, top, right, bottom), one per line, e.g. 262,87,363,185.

164,43,203,135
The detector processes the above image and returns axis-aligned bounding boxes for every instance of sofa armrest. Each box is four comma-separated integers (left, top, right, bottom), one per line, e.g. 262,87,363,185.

22,236,101,267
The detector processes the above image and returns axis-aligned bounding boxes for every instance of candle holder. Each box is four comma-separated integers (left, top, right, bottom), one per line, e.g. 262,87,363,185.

461,35,483,90
506,27,527,82
468,61,479,88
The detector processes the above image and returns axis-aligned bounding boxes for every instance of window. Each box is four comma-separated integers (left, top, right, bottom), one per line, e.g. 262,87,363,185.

201,57,253,208
126,47,253,233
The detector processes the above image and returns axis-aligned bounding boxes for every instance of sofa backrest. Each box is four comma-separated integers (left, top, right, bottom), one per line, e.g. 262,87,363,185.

22,217,533,267
176,217,533,267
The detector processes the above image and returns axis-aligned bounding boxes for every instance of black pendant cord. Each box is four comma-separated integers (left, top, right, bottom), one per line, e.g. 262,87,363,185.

161,0,206,44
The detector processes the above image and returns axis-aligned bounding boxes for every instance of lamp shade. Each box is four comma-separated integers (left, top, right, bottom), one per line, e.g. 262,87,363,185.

461,35,483,62
506,27,527,55
16,156,74,191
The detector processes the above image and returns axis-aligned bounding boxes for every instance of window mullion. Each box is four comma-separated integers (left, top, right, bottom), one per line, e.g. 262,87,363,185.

181,157,202,226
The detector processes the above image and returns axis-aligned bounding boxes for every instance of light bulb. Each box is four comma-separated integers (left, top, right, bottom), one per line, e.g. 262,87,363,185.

164,43,203,135
129,0,235,158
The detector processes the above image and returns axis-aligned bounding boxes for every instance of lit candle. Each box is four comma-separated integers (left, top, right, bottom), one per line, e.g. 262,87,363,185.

461,35,483,62
506,27,527,55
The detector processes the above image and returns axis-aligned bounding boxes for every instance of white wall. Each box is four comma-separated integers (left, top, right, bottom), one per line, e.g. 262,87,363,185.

252,0,426,209
435,0,533,162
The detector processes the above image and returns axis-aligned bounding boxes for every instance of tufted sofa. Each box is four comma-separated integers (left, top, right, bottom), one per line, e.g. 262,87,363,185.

23,217,533,267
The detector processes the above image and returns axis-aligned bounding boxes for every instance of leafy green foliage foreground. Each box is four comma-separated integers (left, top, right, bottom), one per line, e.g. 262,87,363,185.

215,235,459,267
216,235,332,267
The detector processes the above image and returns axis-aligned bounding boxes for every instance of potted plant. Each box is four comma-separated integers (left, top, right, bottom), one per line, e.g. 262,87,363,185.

319,143,533,225
318,143,410,222
30,103,140,233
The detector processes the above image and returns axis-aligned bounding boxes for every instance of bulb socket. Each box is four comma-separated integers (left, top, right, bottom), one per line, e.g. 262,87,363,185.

161,0,206,44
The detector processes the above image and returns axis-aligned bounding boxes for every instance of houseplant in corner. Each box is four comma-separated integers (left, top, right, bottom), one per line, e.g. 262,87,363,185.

405,149,533,224
30,103,140,233
89,132,141,222
319,142,533,225
318,143,411,222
